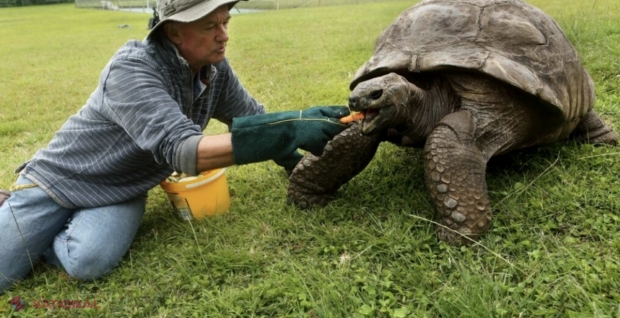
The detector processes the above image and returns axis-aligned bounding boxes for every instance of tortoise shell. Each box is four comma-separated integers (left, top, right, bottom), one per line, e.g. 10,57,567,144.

350,0,594,128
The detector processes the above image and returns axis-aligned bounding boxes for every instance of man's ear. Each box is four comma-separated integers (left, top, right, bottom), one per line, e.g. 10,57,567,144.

164,22,182,45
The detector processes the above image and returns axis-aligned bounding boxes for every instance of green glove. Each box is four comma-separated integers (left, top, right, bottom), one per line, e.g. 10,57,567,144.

231,106,350,170
273,151,304,173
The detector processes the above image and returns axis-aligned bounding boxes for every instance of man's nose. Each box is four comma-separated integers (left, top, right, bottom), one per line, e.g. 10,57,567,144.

216,25,229,42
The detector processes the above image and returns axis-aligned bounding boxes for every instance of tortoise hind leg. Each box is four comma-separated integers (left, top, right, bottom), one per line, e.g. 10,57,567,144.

572,110,618,146
424,110,492,245
287,123,381,209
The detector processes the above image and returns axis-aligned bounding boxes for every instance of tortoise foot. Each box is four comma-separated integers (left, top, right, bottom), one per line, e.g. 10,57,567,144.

286,124,381,210
436,220,487,246
435,200,493,245
286,191,336,210
437,228,477,246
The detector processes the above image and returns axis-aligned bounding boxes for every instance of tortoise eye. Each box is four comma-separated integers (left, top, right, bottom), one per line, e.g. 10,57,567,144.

370,89,383,100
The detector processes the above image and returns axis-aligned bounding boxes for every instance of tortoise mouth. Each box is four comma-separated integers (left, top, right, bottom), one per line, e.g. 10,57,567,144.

360,105,396,135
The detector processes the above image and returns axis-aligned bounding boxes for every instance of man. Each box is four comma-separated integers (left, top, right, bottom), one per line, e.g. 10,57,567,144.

0,0,349,294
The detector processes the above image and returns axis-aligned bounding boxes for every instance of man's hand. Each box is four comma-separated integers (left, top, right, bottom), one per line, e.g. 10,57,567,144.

231,106,350,170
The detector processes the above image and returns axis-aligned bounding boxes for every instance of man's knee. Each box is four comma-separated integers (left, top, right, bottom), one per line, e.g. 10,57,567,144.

63,253,121,281
60,243,125,281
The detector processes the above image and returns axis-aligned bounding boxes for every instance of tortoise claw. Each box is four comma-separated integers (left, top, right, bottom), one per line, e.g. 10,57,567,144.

286,191,336,210
436,226,482,246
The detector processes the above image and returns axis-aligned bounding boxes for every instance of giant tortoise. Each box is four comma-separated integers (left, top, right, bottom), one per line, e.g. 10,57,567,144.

286,0,618,245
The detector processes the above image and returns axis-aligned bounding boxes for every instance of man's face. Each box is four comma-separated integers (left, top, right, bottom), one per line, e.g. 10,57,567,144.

167,5,231,74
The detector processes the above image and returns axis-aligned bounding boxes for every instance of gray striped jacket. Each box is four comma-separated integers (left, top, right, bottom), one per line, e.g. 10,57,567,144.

19,37,265,208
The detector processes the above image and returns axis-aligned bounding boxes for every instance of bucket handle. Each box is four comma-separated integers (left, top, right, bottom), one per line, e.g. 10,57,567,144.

185,168,227,190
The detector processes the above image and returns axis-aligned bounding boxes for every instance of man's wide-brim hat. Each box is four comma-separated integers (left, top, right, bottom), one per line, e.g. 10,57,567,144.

147,0,246,38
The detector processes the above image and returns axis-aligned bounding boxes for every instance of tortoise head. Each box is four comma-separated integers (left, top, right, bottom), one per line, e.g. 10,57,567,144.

349,72,421,135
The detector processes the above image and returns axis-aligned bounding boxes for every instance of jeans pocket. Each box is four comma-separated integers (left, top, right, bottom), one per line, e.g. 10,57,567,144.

9,175,39,192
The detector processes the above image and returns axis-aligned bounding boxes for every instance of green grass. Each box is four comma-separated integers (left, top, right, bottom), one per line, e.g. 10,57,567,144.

1,0,620,316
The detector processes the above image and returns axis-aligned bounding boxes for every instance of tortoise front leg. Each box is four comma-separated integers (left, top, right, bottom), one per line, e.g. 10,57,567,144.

287,123,381,209
424,110,492,245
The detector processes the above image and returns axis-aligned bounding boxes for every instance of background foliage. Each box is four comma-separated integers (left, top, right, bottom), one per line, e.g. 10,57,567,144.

1,0,619,316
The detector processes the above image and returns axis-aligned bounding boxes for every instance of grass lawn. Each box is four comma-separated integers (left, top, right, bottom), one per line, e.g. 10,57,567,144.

1,0,619,316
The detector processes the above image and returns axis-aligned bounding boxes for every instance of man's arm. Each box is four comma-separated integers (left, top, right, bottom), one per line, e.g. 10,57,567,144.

195,106,351,173
195,134,235,172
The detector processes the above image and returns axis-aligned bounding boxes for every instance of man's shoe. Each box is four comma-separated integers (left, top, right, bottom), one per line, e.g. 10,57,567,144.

0,190,10,207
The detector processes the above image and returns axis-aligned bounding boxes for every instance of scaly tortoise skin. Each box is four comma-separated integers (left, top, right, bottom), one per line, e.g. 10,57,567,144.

287,0,618,245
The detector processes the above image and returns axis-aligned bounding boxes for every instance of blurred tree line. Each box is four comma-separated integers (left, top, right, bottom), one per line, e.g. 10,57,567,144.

0,0,73,7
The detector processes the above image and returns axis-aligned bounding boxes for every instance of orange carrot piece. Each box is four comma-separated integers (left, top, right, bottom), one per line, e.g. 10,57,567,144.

339,112,365,123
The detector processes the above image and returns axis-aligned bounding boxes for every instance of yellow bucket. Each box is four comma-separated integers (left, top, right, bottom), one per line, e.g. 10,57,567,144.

160,168,230,221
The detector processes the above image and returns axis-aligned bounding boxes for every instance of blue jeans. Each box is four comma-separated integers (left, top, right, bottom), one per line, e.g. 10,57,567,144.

0,175,146,294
